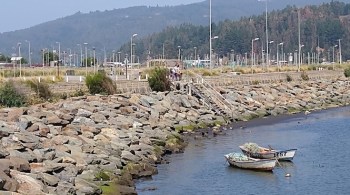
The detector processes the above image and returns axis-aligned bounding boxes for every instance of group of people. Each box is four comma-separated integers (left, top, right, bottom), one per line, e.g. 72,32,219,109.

170,64,182,81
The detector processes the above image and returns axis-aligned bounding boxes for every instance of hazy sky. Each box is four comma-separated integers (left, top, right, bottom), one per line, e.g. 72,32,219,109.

0,0,204,33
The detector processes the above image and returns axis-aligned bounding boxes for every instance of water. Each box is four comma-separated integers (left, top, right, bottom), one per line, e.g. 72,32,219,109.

136,107,350,195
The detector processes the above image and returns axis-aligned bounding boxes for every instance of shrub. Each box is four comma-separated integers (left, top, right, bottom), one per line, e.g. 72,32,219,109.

0,81,26,107
344,68,350,78
148,67,171,92
286,74,293,82
301,71,309,81
26,80,52,100
85,72,116,95
252,80,260,85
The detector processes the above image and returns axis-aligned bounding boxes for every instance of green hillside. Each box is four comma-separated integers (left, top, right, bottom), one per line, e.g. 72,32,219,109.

123,1,350,62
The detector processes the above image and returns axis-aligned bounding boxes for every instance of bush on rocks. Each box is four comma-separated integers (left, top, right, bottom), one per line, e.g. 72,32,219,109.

286,74,293,82
0,81,26,107
26,80,53,100
86,72,116,95
148,67,171,92
344,68,350,78
301,71,309,81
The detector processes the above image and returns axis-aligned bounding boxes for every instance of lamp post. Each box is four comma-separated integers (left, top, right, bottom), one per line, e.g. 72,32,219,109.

178,46,181,62
333,45,338,63
338,39,342,64
209,0,212,69
77,44,82,67
117,52,121,63
131,33,138,68
277,42,284,70
299,44,304,71
210,36,219,68
251,38,259,71
84,43,88,76
297,8,301,72
18,42,22,77
268,40,274,70
25,40,31,66
56,42,61,66
67,48,72,66
194,47,197,61
93,47,96,73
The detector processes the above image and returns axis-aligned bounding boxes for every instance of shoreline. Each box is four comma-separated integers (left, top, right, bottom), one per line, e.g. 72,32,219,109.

0,77,349,195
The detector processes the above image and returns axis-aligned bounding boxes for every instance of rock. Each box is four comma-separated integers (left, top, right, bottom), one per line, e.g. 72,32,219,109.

55,181,76,195
0,147,9,158
7,108,25,122
76,109,93,117
38,172,60,187
121,151,141,163
118,185,137,195
10,170,45,195
90,113,107,123
9,157,30,172
0,170,19,192
75,176,102,195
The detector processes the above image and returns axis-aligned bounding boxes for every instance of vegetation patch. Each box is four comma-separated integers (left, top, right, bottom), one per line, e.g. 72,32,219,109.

301,71,309,81
0,81,26,107
165,133,185,152
86,72,116,95
26,80,53,100
148,67,171,92
100,181,120,195
344,68,350,78
286,74,293,82
174,124,197,132
95,170,111,181
197,121,208,129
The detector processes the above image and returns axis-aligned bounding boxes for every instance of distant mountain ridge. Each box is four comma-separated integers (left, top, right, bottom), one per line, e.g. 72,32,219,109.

0,0,349,62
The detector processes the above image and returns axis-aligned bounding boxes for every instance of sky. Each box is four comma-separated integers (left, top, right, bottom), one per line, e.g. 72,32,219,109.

0,0,204,33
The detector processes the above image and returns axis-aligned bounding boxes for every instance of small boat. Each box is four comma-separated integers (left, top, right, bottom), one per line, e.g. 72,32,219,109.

224,152,277,171
239,143,297,161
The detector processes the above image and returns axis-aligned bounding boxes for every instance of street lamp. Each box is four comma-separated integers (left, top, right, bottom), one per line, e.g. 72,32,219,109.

338,39,342,64
18,42,22,77
277,42,284,70
333,45,338,63
298,44,304,71
297,8,302,72
210,36,219,68
209,0,212,69
93,47,96,73
251,38,259,69
194,47,197,61
258,0,270,67
268,40,274,69
118,52,121,63
56,42,61,66
84,43,88,76
178,46,181,62
25,40,31,66
77,44,83,67
131,33,138,67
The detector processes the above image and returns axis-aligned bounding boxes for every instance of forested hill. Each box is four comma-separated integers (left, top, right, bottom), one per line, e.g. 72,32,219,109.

123,1,350,61
0,0,348,60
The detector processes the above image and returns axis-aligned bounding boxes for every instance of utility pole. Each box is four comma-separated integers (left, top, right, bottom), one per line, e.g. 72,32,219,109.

298,8,301,72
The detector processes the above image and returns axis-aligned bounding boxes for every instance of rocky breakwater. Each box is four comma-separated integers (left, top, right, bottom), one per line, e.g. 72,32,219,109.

0,77,349,195
222,78,350,121
0,91,226,195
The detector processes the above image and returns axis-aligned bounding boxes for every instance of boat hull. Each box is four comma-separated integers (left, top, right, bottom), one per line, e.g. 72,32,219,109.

240,146,297,161
224,154,276,171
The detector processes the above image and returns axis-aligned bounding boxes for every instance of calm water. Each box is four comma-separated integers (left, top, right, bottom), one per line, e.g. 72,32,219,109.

136,107,350,195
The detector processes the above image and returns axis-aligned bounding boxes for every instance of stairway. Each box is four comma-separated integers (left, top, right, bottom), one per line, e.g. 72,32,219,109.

191,83,234,117
185,72,235,117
